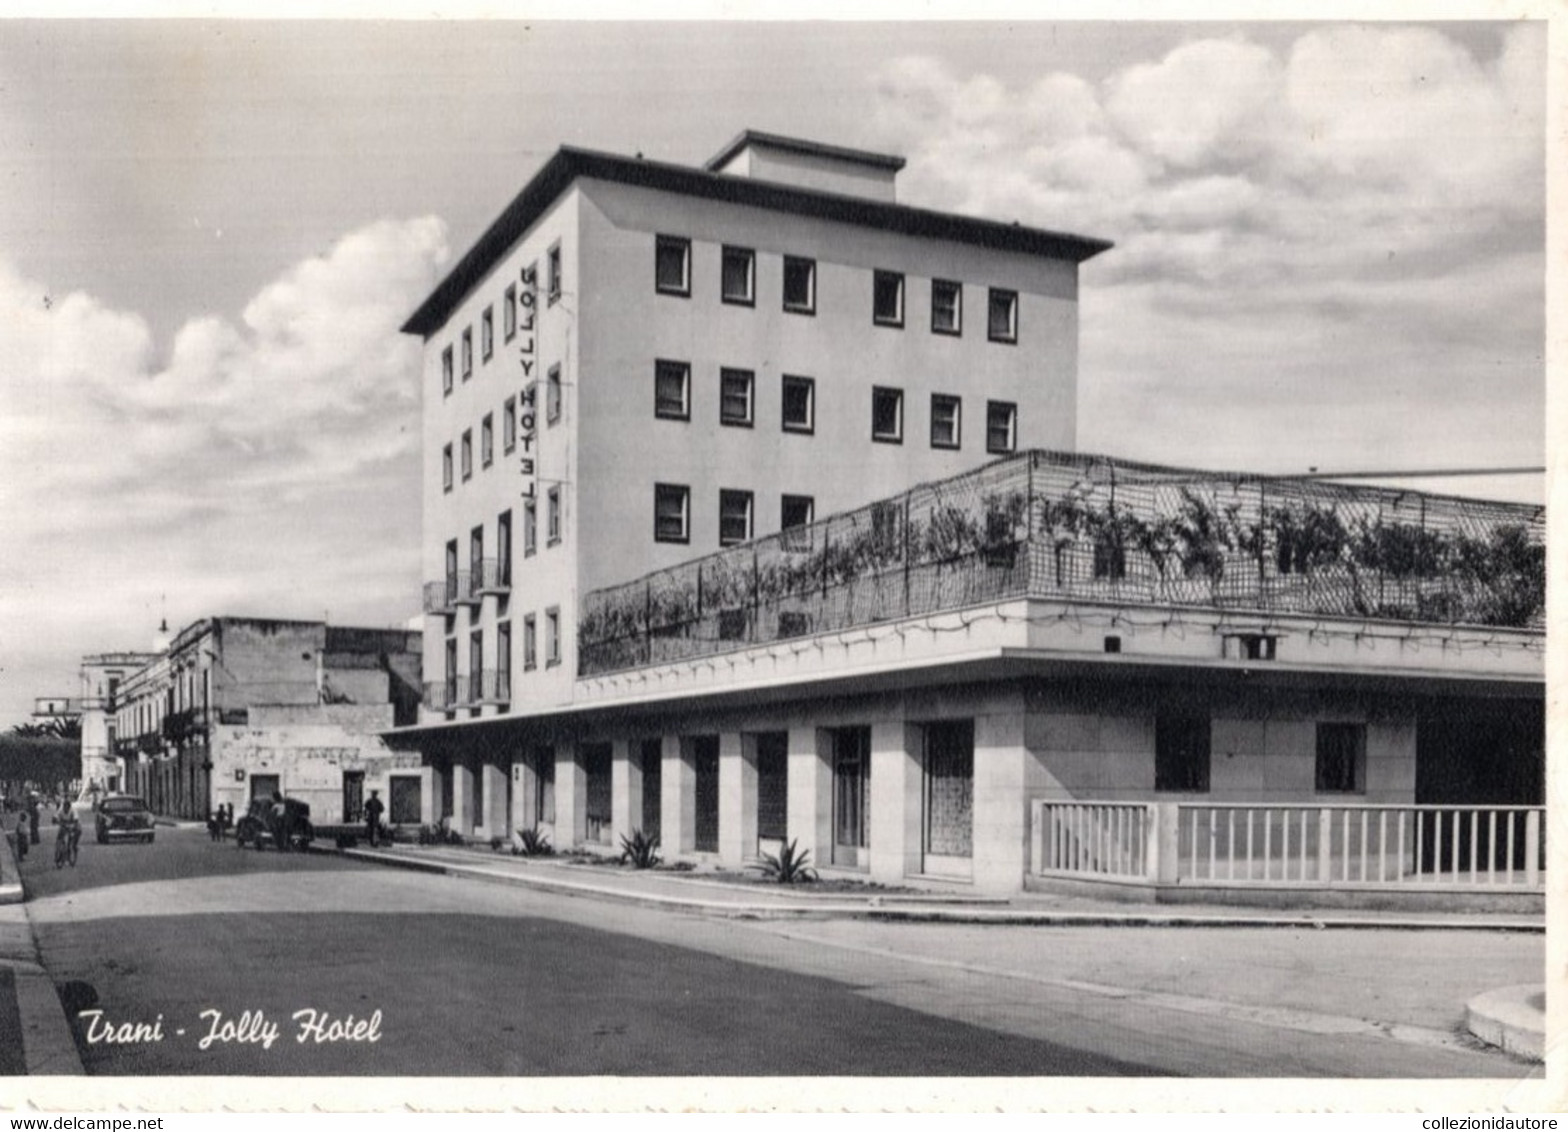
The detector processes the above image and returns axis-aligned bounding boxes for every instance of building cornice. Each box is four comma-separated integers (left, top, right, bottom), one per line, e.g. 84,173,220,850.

401,144,1114,338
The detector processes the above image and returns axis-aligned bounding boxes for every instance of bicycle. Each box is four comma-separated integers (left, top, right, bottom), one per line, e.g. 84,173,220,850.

55,820,81,868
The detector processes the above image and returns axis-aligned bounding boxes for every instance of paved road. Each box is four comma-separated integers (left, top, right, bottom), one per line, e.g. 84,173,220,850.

16,825,1545,1079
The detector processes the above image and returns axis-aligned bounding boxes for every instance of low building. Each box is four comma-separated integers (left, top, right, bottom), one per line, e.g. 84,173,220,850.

101,617,422,821
390,450,1544,900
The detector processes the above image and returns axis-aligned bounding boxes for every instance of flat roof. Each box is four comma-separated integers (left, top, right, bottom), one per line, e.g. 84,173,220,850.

402,144,1113,337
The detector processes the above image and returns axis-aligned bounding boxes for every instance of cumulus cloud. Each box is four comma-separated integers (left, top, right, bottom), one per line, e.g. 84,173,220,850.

872,25,1544,483
0,216,450,706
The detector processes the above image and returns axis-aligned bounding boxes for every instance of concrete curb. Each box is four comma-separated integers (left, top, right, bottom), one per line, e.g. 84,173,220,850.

10,960,85,1075
325,847,1547,931
1465,984,1546,1061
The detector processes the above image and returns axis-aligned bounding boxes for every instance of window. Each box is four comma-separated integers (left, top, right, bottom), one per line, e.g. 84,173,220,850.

546,485,561,546
654,483,690,543
523,614,537,671
720,368,754,427
523,498,537,556
781,494,814,531
930,394,961,449
1155,716,1211,793
461,327,473,378
441,346,454,396
719,489,753,546
481,306,494,361
442,444,453,493
547,243,562,304
545,607,561,666
503,284,517,341
496,622,511,696
873,270,904,327
986,400,1017,454
932,279,962,335
988,288,1018,343
721,246,755,306
872,386,904,443
1315,723,1366,794
655,359,691,420
469,631,482,693
497,510,512,585
481,413,494,467
547,365,562,425
460,429,472,480
503,397,517,453
655,235,690,296
783,256,815,314
781,375,815,434
470,525,483,580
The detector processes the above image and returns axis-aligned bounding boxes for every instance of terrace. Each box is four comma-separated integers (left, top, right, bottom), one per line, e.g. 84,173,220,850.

579,450,1545,678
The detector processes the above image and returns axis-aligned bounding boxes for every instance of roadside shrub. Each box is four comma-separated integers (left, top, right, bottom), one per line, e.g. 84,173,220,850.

489,836,505,852
752,839,816,884
512,827,554,857
619,828,661,870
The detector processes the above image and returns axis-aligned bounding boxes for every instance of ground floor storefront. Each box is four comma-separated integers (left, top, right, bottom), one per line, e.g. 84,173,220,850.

393,669,1543,896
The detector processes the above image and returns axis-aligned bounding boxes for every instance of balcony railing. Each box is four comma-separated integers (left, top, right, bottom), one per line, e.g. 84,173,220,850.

472,559,512,597
422,677,462,712
1030,801,1546,892
475,668,511,704
579,449,1545,677
422,573,474,615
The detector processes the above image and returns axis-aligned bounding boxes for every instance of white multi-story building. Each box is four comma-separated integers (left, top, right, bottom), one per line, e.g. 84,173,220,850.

392,131,1544,902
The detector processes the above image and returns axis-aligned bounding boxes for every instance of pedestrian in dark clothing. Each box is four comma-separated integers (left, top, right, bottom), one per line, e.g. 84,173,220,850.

14,811,28,862
271,791,290,852
364,789,385,848
27,795,40,846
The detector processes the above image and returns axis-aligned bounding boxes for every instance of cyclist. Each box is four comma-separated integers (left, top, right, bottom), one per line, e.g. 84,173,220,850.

54,799,82,868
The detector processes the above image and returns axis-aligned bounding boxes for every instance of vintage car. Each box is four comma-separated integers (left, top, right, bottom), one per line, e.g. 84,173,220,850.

233,796,315,851
95,794,156,844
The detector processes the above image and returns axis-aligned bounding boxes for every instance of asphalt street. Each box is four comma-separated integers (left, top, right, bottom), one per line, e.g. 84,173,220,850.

13,823,1546,1079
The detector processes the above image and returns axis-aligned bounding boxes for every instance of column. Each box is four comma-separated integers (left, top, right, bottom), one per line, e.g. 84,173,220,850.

718,732,758,867
972,708,1030,894
787,727,831,869
451,762,476,836
553,742,586,850
479,764,507,839
611,739,644,848
868,718,921,886
663,735,695,854
418,767,437,826
512,755,537,835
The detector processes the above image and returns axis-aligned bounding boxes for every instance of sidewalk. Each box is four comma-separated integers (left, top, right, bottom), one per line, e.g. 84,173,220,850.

322,840,1549,932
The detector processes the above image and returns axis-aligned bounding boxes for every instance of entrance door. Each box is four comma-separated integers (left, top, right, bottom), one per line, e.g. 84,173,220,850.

755,732,788,855
342,771,365,824
250,774,280,804
640,739,662,840
692,736,719,853
389,775,422,825
922,719,974,878
831,726,871,867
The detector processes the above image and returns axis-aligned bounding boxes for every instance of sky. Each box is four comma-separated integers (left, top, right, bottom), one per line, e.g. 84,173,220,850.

0,14,1552,726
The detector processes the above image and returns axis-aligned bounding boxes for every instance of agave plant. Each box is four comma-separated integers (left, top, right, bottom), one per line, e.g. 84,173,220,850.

619,828,661,869
752,838,817,884
511,827,554,857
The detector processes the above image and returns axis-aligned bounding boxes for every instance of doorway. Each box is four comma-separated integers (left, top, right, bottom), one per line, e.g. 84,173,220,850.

831,726,871,868
639,739,662,840
692,736,719,853
249,774,280,804
342,771,365,824
922,719,974,878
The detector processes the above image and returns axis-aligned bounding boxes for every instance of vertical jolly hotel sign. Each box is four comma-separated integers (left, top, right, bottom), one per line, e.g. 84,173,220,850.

517,263,538,500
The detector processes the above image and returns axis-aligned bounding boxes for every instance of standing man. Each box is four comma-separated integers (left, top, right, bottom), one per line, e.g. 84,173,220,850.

271,790,290,852
364,789,385,848
26,793,40,846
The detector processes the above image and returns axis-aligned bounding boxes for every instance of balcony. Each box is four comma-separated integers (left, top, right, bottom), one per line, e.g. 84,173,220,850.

578,449,1545,678
422,676,465,712
472,558,512,597
421,572,473,615
475,668,511,704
